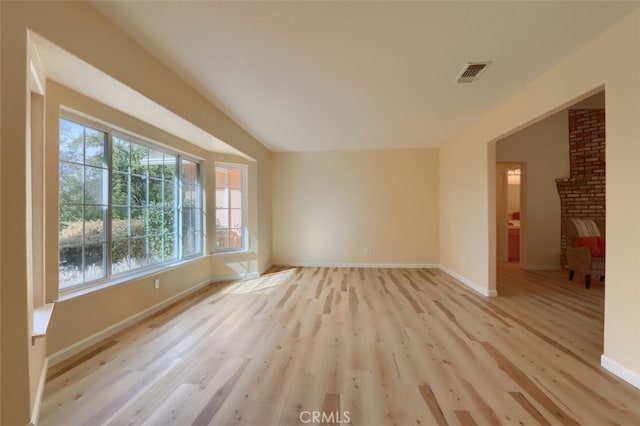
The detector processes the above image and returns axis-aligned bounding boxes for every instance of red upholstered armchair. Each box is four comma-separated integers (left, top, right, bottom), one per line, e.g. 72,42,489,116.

562,219,605,289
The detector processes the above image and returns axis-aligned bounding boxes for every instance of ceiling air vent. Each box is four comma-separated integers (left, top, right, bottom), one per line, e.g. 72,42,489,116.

455,62,491,83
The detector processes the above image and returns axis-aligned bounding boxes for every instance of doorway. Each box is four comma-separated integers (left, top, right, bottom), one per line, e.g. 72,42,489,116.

496,162,524,264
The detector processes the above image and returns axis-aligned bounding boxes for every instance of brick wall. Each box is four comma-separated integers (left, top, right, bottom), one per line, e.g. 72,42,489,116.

556,109,605,267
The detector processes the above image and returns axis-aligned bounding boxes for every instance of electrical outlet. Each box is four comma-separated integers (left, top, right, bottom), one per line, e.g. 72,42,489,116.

154,279,160,290
363,247,373,256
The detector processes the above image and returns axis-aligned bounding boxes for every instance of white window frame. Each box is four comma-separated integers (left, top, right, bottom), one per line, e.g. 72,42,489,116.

58,112,203,295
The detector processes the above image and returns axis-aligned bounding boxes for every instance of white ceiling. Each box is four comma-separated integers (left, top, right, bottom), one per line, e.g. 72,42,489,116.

90,1,639,152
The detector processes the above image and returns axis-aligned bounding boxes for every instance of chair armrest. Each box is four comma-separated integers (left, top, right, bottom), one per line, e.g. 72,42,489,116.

566,246,591,272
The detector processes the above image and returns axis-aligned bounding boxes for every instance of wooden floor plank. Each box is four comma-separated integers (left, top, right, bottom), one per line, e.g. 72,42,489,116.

40,264,640,425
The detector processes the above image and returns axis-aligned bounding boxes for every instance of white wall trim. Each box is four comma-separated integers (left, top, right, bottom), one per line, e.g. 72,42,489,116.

29,357,48,426
438,265,498,297
601,354,640,390
275,262,497,297
273,262,439,269
520,264,561,271
48,278,214,367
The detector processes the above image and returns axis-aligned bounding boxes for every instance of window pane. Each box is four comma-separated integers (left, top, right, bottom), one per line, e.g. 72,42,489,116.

194,231,202,253
216,229,229,250
131,217,145,238
182,210,194,237
215,168,228,188
230,189,242,209
59,246,83,288
85,204,104,222
59,163,84,204
181,159,197,185
148,208,163,236
182,183,196,205
163,180,174,207
228,168,242,189
60,204,83,231
85,166,106,205
112,209,129,239
112,239,130,274
148,149,164,178
84,243,105,282
131,144,148,176
229,229,243,249
216,189,228,209
163,155,176,180
163,208,174,233
149,178,163,205
182,231,196,256
130,175,147,206
149,236,163,262
130,237,147,266
59,119,84,163
85,127,106,167
230,209,242,229
59,213,83,247
112,137,130,172
164,234,176,261
131,208,147,235
112,172,129,205
216,209,229,228
85,206,105,243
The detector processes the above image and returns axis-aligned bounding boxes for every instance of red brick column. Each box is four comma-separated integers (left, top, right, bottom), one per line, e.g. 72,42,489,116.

556,109,605,267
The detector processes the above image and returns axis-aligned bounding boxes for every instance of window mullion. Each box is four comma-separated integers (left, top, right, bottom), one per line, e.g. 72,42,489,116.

105,132,113,279
177,157,182,258
145,162,149,264
81,126,87,283
227,184,232,239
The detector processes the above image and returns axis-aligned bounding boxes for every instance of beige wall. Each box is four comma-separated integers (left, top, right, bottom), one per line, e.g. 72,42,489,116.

497,110,569,269
273,150,439,266
1,2,272,424
440,11,640,384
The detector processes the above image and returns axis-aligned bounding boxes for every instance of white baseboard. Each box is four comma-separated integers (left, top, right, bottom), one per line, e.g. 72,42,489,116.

29,357,48,426
601,354,640,390
520,264,561,271
48,278,214,367
438,265,498,297
273,261,439,269
272,262,497,297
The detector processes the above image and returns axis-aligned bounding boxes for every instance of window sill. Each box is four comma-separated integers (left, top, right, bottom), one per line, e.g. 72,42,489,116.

212,250,254,257
33,303,55,342
57,256,207,302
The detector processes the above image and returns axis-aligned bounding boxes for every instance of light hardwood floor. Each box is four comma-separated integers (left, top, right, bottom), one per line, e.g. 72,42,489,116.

40,264,640,425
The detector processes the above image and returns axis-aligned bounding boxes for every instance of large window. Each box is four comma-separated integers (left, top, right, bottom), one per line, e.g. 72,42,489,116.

215,164,246,252
58,116,202,291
